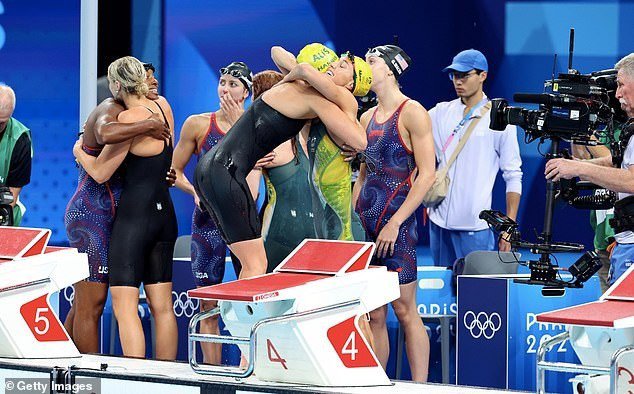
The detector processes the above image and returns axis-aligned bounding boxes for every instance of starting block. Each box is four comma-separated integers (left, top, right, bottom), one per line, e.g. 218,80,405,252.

535,264,634,394
0,226,88,358
187,239,400,386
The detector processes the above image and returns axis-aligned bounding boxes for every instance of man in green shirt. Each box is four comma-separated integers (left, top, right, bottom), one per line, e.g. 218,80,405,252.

0,85,32,226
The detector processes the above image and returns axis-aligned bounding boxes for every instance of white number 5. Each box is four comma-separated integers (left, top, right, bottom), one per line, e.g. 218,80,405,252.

34,307,50,335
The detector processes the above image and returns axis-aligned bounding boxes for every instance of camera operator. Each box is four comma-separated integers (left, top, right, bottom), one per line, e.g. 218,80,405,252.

546,53,634,285
0,85,31,226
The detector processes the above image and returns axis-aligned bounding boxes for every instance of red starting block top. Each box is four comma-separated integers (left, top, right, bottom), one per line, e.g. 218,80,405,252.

537,300,634,328
44,246,68,254
276,239,373,275
603,264,634,301
0,227,51,260
188,272,329,302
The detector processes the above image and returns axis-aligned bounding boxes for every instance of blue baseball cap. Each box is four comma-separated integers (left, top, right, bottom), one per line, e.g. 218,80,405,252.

443,49,488,73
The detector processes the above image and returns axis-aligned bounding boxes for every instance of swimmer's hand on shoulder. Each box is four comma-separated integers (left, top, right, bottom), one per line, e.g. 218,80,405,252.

146,113,170,141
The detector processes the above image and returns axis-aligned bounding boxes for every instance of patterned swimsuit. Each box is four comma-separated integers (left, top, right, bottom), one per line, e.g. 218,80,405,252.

356,100,418,284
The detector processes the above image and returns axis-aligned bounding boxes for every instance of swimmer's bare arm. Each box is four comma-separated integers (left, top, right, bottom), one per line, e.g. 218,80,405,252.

75,107,161,184
73,137,131,184
352,163,366,208
96,113,169,144
352,110,372,207
283,63,357,115
246,170,261,201
156,96,175,131
310,93,367,151
172,115,202,202
271,46,297,75
95,101,169,145
246,151,278,201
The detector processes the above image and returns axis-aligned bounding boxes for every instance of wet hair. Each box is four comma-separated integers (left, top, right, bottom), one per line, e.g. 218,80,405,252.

252,70,283,100
107,56,149,97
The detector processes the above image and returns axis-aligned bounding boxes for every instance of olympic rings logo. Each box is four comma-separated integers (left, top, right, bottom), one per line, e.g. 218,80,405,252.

463,311,502,339
172,291,199,318
63,286,75,304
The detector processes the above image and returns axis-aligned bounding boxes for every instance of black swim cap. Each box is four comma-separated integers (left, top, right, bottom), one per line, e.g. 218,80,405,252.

143,62,155,73
365,45,412,79
220,61,253,93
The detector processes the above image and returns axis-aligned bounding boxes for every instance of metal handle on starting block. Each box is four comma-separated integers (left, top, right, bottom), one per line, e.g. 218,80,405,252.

0,278,51,294
188,298,361,378
610,345,634,394
536,331,634,394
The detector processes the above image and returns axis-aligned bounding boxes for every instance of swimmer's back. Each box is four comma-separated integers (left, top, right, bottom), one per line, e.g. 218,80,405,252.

118,102,172,157
261,81,325,121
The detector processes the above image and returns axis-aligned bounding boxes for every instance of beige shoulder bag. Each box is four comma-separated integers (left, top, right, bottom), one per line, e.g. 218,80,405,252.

423,102,491,208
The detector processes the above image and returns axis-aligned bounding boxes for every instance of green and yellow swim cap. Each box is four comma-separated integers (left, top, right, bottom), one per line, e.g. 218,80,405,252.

341,51,373,97
296,43,339,73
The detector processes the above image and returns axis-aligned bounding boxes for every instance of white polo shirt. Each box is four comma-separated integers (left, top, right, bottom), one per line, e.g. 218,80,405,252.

427,95,523,231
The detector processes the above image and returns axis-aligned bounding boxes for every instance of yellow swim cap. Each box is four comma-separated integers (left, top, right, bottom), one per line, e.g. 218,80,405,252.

342,52,373,97
296,43,339,73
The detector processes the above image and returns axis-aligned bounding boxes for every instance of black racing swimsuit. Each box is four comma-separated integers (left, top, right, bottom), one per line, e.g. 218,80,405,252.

109,103,177,287
194,98,306,244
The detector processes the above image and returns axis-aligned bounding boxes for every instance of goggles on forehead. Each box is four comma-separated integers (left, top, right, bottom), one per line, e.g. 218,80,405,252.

220,67,253,90
365,47,383,59
341,51,355,63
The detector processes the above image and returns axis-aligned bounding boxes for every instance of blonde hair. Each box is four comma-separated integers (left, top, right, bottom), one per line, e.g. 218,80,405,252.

107,56,149,97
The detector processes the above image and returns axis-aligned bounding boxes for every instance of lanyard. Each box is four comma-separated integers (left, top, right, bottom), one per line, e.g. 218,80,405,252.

441,100,487,154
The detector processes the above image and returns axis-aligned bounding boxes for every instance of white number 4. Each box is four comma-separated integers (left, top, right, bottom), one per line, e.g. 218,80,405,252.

342,332,358,360
34,307,50,335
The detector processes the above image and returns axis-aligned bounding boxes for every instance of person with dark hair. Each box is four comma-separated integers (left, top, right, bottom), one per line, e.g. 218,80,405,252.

63,63,170,353
194,48,371,281
427,49,522,267
353,44,434,382
171,61,271,364
74,56,177,359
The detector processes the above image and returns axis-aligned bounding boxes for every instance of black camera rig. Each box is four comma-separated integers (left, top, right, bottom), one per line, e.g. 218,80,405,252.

490,29,626,143
0,186,14,226
479,210,601,288
480,29,617,289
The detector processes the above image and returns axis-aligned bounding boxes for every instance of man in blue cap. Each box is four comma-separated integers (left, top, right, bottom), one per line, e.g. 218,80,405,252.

427,49,523,267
